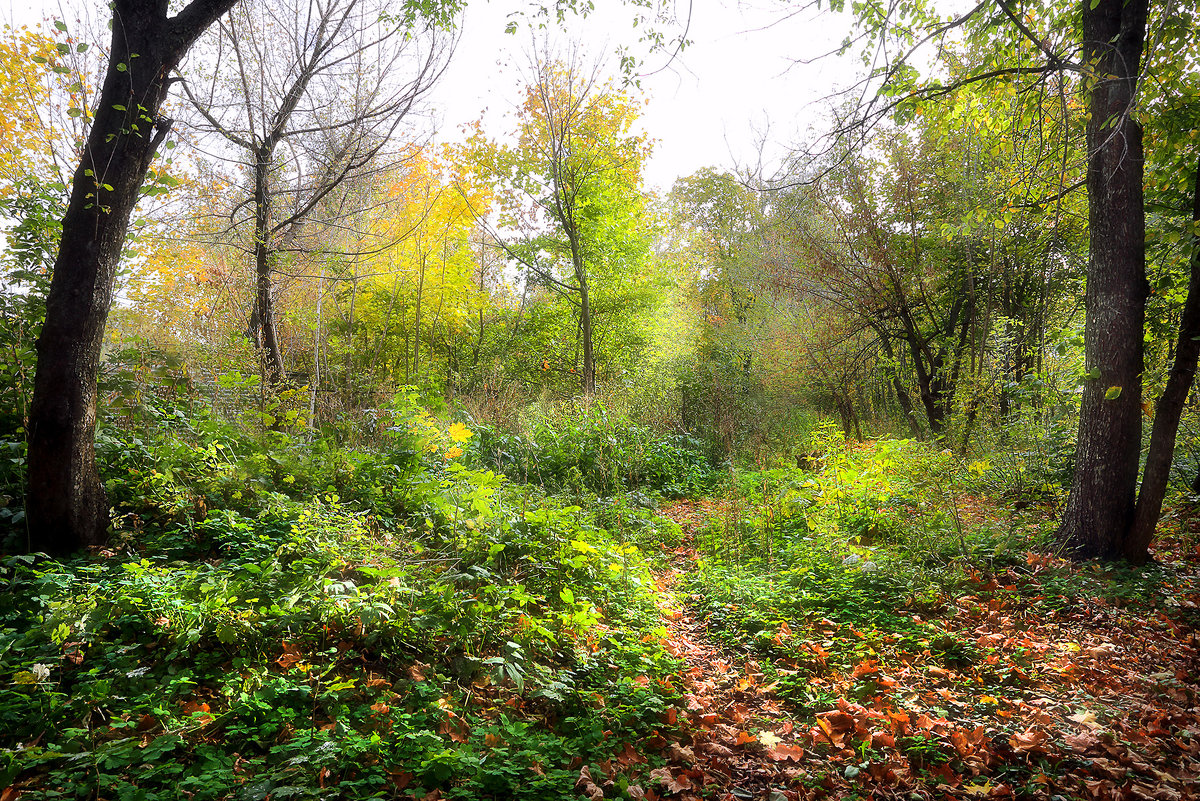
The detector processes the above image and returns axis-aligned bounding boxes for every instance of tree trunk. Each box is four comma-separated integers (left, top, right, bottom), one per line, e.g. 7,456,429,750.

579,273,596,394
25,0,238,556
1056,0,1149,560
1127,158,1200,560
253,151,285,386
414,253,425,381
871,324,924,438
567,228,595,394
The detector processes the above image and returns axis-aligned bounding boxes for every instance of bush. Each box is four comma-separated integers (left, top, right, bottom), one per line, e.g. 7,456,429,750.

469,404,718,498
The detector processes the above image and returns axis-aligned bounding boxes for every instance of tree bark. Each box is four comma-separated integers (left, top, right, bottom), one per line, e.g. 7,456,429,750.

253,151,286,386
578,265,596,394
25,0,238,556
1127,158,1200,560
1056,0,1149,560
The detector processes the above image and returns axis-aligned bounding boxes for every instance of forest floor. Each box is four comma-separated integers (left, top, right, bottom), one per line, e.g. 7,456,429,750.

623,500,1200,801
8,430,1200,801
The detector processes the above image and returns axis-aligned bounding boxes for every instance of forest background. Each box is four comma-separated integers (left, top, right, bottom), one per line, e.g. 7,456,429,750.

1,0,1200,798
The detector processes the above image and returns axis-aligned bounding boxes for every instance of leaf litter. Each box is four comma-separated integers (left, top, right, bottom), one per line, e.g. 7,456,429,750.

620,500,1200,801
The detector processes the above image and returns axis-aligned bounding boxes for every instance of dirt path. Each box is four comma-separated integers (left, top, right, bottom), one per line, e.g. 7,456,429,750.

644,501,813,801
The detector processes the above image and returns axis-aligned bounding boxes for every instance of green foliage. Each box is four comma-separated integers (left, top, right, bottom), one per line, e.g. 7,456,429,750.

0,401,680,799
685,436,1044,701
468,403,718,499
0,179,62,432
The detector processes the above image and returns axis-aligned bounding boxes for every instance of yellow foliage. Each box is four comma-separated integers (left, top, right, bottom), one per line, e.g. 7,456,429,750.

0,25,92,193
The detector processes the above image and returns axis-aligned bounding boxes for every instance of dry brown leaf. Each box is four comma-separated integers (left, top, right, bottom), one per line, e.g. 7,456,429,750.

649,766,693,794
698,741,736,758
767,743,805,762
1008,728,1048,753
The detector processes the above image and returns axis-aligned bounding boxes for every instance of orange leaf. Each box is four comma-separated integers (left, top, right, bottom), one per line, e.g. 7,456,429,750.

735,730,757,746
816,710,855,733
870,731,896,749
852,659,880,677
277,641,303,669
767,743,805,762
1008,728,1048,753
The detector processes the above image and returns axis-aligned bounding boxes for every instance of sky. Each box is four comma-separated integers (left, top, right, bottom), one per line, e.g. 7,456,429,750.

434,0,860,193
5,0,862,194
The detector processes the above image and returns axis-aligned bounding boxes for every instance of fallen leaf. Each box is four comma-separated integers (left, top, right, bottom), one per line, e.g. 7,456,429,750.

767,743,805,762
276,641,303,669
1008,729,1048,753
649,766,693,794
1068,710,1100,729
757,731,782,748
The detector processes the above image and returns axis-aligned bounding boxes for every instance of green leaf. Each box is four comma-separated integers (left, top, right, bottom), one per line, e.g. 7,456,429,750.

54,20,68,31
1104,386,1123,400
216,622,239,644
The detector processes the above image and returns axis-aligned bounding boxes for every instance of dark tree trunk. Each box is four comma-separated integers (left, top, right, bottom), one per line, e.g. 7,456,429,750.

580,279,596,394
25,0,238,556
909,337,947,437
1127,158,1200,560
1056,0,1149,560
569,239,596,395
871,324,924,438
253,151,285,386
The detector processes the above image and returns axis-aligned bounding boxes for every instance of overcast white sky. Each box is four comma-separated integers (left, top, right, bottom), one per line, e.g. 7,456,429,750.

435,0,860,192
7,0,861,193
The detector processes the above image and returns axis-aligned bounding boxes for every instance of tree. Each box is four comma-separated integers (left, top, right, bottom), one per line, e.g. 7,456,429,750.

828,0,1191,560
464,48,653,394
26,0,239,557
1129,9,1200,552
1054,0,1150,559
345,148,490,395
181,0,455,387
672,169,766,373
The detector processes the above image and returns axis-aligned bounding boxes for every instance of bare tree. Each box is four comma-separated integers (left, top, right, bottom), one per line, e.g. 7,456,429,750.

181,0,455,386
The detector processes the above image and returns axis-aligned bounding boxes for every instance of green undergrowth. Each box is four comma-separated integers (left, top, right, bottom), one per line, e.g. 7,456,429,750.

686,428,1183,713
468,404,719,499
0,400,685,800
